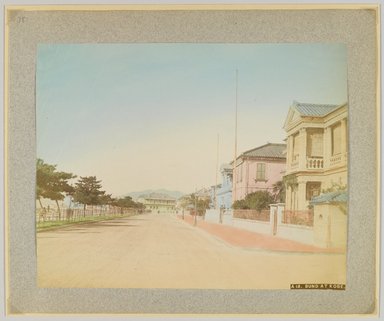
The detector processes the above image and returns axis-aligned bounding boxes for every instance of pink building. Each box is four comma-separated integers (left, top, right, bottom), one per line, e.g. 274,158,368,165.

232,143,286,202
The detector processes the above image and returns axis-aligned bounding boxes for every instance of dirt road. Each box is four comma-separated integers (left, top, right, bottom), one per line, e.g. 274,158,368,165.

37,213,346,289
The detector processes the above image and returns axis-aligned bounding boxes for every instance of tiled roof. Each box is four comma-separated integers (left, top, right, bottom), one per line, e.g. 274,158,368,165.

310,191,347,204
293,101,341,117
140,192,176,200
241,143,286,159
220,163,232,171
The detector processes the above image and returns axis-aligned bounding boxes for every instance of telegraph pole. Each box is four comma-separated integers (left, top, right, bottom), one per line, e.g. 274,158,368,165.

233,69,238,203
214,134,219,209
194,188,197,226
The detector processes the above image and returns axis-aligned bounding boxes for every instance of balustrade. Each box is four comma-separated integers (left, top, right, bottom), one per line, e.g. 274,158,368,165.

306,157,323,169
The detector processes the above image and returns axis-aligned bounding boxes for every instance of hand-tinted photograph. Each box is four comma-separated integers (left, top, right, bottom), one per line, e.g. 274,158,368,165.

36,43,348,289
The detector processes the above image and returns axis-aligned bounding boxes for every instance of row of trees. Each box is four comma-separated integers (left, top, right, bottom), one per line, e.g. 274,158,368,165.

36,159,144,219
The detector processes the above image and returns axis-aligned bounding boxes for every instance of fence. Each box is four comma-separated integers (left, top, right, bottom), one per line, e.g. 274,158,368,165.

36,205,142,223
233,209,270,222
282,209,314,227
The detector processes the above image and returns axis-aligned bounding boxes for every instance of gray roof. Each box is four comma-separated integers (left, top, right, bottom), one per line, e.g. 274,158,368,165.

220,163,232,171
310,191,347,204
293,101,341,117
240,143,286,159
140,192,176,201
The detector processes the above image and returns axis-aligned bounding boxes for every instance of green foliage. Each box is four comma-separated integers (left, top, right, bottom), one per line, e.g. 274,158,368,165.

183,193,210,216
36,158,76,205
232,190,274,211
196,199,210,216
283,174,298,191
232,199,249,209
73,176,106,209
321,181,348,215
113,196,145,209
272,180,285,202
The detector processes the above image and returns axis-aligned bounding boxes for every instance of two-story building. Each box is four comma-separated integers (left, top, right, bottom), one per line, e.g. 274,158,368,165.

283,101,348,212
137,192,177,214
232,143,286,202
216,163,233,209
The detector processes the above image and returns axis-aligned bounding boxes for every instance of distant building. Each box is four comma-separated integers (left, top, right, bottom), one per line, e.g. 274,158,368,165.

216,164,233,209
137,192,176,214
209,184,221,209
232,143,286,202
283,101,348,211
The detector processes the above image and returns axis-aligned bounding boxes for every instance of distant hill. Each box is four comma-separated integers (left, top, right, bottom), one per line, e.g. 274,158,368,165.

124,189,185,200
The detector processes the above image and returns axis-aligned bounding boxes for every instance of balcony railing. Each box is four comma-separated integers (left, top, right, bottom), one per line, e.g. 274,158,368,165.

330,152,347,167
289,153,347,172
306,156,324,169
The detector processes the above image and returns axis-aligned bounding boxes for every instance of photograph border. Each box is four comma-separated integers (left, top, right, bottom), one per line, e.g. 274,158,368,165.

4,4,380,316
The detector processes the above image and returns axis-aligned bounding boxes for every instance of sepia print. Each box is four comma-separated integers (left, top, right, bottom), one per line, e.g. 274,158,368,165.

36,43,348,289
5,5,378,315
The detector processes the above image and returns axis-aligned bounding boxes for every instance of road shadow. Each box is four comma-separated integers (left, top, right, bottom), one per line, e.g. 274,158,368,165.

90,223,139,227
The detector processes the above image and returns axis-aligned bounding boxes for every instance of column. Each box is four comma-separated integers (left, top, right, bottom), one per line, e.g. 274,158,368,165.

277,203,284,225
269,204,277,235
323,127,332,168
298,128,307,171
340,118,347,157
297,181,307,211
287,135,293,170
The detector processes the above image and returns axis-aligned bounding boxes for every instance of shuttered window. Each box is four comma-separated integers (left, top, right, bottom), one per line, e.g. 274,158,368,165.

256,163,266,181
307,129,323,157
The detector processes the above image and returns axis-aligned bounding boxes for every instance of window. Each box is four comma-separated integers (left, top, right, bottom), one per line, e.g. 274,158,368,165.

331,122,342,155
306,182,321,200
307,129,324,157
256,163,266,181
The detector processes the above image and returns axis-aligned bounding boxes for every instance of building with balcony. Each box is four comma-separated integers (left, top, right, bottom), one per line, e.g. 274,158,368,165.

232,143,286,202
137,192,176,214
283,101,348,212
216,163,233,209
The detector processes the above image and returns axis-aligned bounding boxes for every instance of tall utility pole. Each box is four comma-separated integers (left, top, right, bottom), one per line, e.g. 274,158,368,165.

214,134,219,209
232,69,238,203
194,188,197,226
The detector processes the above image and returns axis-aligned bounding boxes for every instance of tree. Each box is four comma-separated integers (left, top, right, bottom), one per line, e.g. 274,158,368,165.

196,198,210,216
321,181,348,215
114,196,137,208
232,199,249,210
181,193,210,216
36,159,76,218
73,176,106,216
232,190,274,211
112,196,145,214
36,159,56,209
272,180,285,203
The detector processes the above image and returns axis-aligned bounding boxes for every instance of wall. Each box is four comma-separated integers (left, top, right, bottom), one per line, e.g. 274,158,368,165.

204,204,347,248
275,224,314,245
232,218,270,234
204,209,220,223
313,203,347,249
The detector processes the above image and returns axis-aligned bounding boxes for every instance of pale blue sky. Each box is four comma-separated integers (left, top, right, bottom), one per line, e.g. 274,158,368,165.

37,43,347,196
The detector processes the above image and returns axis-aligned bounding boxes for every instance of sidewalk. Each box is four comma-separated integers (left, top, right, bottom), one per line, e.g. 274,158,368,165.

178,215,344,254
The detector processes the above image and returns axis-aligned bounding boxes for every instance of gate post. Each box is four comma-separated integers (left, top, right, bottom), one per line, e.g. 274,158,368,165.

269,204,277,235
